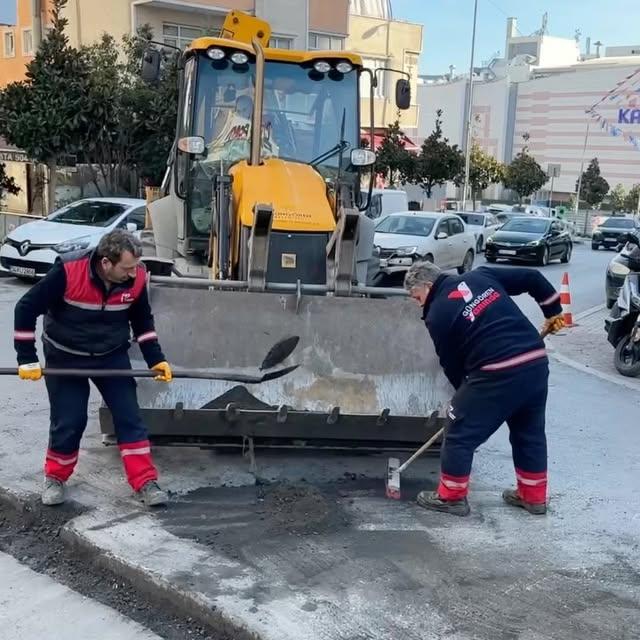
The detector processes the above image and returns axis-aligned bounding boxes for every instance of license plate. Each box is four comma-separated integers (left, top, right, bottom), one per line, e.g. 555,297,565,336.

9,265,36,277
499,249,517,255
604,238,617,243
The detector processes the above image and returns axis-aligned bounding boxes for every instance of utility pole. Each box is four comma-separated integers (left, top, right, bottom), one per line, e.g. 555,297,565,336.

575,122,590,235
461,0,479,212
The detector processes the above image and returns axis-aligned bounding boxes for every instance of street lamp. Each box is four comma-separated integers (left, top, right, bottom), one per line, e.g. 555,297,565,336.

461,0,479,212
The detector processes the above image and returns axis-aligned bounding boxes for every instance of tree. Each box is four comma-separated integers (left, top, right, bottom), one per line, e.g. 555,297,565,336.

462,143,505,210
577,158,609,208
610,183,627,212
413,109,463,198
624,184,640,213
0,163,20,202
503,137,548,204
374,120,416,185
0,0,90,210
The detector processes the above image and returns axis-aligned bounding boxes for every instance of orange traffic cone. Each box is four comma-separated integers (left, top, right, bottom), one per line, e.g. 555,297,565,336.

560,272,575,327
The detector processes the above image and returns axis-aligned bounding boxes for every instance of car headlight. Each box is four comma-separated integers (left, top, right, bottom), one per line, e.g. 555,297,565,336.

528,240,541,246
53,236,92,254
592,231,602,238
610,261,631,276
393,246,419,256
486,236,494,244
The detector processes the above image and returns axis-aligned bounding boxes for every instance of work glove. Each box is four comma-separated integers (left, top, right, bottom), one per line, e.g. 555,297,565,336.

151,361,172,383
542,314,565,336
18,362,42,381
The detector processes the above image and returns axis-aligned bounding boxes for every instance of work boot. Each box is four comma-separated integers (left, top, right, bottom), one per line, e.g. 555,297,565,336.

416,490,470,517
42,477,65,506
137,481,168,507
502,489,547,515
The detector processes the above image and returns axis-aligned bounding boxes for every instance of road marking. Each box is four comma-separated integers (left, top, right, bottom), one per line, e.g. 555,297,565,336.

549,351,640,391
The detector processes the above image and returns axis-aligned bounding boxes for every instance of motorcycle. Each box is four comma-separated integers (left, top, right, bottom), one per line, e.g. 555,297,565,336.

605,231,640,377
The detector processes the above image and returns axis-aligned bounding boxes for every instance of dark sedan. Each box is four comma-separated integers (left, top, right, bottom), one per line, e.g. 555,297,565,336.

592,216,639,251
485,217,572,266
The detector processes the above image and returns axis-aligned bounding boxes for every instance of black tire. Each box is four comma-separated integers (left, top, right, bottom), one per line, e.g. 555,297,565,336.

486,255,497,263
476,237,483,254
592,243,600,250
538,246,550,267
614,335,640,377
561,243,572,264
606,297,616,310
457,250,474,274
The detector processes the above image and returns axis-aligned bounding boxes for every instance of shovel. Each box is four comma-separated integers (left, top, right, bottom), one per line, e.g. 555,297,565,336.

1,336,300,385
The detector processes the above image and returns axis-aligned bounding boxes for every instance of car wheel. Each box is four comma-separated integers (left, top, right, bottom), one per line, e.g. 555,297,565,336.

614,335,640,377
591,242,599,250
539,246,550,267
561,243,572,264
457,250,474,274
476,237,483,254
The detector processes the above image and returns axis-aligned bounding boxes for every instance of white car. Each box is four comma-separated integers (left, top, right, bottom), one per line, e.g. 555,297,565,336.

455,212,501,253
0,197,147,279
374,211,475,279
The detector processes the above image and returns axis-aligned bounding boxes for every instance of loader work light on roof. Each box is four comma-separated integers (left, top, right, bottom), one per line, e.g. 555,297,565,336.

231,52,249,64
206,47,226,60
336,62,353,74
313,61,332,73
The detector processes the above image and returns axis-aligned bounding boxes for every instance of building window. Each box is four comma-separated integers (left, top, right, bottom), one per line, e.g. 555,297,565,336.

269,36,293,49
4,31,15,58
309,32,344,51
361,58,387,99
22,28,33,55
162,23,204,50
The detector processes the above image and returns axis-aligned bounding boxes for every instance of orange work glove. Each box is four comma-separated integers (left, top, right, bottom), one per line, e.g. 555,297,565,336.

542,314,565,336
18,362,42,381
151,361,173,382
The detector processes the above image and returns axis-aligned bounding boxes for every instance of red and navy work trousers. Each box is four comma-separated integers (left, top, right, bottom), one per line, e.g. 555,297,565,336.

439,359,549,505
43,344,158,492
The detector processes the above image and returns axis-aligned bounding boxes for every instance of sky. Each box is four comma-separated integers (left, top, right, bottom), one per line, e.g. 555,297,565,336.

393,0,640,74
1,0,638,74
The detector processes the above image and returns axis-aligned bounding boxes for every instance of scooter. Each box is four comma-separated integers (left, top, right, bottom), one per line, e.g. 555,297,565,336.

605,232,640,377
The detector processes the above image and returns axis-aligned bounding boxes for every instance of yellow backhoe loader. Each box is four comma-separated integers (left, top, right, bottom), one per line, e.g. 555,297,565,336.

99,11,452,451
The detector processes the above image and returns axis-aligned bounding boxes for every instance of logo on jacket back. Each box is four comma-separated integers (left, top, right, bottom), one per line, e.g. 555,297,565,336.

121,293,134,303
449,281,501,322
448,282,473,302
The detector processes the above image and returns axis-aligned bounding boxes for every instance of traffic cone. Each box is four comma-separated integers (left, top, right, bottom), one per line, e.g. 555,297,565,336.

560,272,575,327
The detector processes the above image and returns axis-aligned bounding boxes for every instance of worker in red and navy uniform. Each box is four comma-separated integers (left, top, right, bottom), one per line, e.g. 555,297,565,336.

14,230,172,507
404,261,565,517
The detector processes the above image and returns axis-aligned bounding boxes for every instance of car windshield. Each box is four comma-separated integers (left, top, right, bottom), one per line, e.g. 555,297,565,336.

46,201,126,227
457,213,484,225
376,215,435,237
601,218,635,228
500,218,550,234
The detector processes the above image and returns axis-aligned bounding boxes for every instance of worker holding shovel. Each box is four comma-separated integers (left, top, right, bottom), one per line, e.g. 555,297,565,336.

403,261,565,517
13,230,172,508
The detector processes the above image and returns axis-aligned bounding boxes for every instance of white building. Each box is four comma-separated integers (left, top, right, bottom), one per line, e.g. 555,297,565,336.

417,17,640,204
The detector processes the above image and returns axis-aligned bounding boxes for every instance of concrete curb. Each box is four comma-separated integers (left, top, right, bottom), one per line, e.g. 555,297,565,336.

0,486,260,640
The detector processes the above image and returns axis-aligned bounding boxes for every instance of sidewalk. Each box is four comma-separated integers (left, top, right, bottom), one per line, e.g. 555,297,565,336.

546,305,640,390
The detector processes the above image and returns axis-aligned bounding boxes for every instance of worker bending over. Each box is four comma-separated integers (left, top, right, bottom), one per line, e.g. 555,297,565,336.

14,230,172,507
404,261,565,517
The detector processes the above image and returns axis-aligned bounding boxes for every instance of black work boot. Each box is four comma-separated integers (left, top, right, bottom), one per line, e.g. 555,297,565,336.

502,489,547,515
416,490,470,517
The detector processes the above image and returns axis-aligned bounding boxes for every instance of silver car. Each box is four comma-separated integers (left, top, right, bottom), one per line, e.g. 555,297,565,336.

374,211,476,282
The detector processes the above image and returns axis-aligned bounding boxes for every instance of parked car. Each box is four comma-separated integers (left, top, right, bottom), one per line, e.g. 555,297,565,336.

485,216,572,266
455,212,501,253
366,188,409,220
605,238,639,309
494,210,531,226
373,211,475,283
0,198,147,279
592,216,639,251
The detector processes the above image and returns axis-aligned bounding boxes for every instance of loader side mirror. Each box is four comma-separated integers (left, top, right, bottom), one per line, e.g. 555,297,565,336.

395,79,411,110
141,48,162,84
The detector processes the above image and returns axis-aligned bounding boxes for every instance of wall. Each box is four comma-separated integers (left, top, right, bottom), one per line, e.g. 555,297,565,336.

308,0,349,36
537,36,580,68
256,0,307,49
0,0,35,86
347,13,422,135
136,5,225,43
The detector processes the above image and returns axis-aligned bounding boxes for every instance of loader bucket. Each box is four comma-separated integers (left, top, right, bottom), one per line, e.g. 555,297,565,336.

99,284,452,450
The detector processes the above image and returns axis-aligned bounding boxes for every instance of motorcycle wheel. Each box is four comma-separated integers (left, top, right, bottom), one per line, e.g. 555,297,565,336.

614,334,640,377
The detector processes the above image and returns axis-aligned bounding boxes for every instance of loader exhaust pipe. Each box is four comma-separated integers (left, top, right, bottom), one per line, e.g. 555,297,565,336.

250,37,265,166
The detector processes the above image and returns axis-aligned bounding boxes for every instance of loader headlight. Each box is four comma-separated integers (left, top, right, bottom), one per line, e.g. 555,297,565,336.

393,246,418,256
610,261,631,276
230,52,249,65
206,47,226,60
313,60,332,73
336,62,353,74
